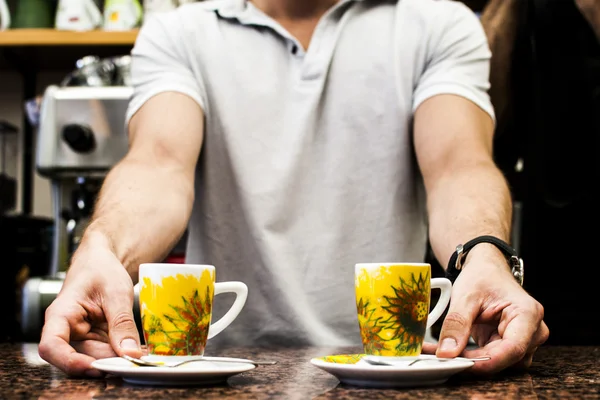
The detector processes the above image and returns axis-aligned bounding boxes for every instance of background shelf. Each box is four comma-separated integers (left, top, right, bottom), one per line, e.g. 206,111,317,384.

0,29,138,71
0,28,140,215
0,29,139,46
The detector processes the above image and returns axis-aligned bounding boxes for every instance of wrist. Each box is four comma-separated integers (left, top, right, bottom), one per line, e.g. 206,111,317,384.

464,242,507,264
81,223,115,253
73,224,138,280
462,243,517,281
445,235,524,286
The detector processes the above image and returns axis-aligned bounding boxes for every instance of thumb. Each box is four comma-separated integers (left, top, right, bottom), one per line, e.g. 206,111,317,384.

436,295,478,358
104,289,142,358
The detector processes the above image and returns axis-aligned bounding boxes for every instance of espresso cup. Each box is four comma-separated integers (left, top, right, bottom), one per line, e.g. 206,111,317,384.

139,264,248,356
355,263,452,357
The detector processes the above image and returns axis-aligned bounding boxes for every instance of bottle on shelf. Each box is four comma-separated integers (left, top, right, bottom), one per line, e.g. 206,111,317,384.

55,0,103,31
12,0,55,29
0,0,10,31
104,0,143,31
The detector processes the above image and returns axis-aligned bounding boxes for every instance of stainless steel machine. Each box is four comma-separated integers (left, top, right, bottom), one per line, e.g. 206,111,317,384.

21,83,133,341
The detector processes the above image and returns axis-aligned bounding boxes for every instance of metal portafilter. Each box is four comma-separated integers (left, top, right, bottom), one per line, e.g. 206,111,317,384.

60,55,132,87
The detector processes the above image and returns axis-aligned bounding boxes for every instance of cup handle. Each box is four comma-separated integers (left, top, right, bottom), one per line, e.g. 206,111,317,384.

427,278,452,329
207,281,248,339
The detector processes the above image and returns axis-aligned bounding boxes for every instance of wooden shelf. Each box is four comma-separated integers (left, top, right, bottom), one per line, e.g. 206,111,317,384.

0,29,139,46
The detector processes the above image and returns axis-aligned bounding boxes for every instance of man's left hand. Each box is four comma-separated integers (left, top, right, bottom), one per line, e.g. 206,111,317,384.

422,246,549,375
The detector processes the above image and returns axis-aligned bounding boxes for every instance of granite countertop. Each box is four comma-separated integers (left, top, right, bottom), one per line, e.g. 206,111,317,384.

1,343,598,399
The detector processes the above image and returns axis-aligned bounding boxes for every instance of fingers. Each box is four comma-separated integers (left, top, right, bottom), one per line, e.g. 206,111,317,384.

436,294,480,359
468,338,525,374
516,320,549,369
421,342,438,354
71,340,118,360
103,287,142,358
466,313,547,374
472,324,498,348
68,323,109,343
39,311,99,377
533,320,550,348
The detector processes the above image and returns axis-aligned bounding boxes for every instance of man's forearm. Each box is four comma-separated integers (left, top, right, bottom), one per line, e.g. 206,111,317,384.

82,157,194,279
426,162,513,269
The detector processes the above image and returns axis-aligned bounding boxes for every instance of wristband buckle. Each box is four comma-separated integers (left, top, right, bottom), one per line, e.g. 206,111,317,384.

510,255,524,286
454,244,466,271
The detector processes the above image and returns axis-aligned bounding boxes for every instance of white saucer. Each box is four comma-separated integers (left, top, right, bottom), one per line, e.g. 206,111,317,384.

310,354,474,388
91,356,255,386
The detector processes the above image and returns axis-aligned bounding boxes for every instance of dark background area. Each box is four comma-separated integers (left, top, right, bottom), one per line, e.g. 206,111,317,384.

429,0,599,346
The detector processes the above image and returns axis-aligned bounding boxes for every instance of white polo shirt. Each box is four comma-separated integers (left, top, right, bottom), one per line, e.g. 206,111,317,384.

126,0,494,347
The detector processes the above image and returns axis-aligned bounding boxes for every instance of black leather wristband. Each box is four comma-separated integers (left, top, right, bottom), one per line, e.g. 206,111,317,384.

446,235,524,286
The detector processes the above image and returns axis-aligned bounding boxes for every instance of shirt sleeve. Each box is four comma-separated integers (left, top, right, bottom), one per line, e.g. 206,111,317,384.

412,2,495,122
125,11,207,126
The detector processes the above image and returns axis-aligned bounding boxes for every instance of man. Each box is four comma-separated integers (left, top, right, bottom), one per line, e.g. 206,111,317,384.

38,0,548,377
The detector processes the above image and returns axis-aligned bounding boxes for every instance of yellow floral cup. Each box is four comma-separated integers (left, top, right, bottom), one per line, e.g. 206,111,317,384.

355,263,451,357
138,264,248,357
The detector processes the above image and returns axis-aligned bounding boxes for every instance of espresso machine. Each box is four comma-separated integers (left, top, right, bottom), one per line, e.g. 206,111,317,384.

20,59,133,341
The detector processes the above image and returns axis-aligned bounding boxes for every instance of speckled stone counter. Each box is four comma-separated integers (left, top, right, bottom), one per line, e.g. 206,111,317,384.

1,343,598,399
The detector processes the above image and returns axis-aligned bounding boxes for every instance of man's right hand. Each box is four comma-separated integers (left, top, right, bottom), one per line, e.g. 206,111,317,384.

38,233,142,377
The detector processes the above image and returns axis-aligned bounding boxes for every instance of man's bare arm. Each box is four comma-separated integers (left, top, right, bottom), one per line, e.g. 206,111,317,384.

415,95,547,374
83,91,204,280
414,94,512,268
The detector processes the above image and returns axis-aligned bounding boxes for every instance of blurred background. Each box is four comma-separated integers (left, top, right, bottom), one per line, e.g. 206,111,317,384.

0,0,194,343
1,0,598,347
